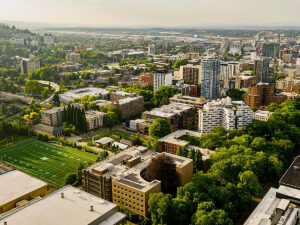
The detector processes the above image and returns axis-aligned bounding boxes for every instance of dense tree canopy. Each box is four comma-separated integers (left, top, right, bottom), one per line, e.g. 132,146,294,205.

149,118,172,139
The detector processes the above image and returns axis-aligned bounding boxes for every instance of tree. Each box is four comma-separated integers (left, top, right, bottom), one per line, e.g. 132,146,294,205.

176,146,183,156
149,118,171,139
65,173,77,186
25,80,43,94
194,150,203,172
104,111,118,128
182,146,189,157
0,103,7,116
148,193,174,225
41,88,49,100
152,86,179,106
238,171,262,197
53,92,60,106
226,89,245,101
145,154,178,193
147,140,152,150
153,140,160,152
192,202,233,225
174,58,188,69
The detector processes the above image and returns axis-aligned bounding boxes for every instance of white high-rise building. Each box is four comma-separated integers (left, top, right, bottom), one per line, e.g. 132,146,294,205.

199,97,253,133
148,44,156,55
153,70,172,91
43,33,54,46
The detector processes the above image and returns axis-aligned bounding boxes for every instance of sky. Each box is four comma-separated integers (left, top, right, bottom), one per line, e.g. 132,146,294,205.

1,0,300,27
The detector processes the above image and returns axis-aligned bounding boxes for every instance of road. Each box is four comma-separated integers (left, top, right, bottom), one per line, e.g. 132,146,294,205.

37,80,60,106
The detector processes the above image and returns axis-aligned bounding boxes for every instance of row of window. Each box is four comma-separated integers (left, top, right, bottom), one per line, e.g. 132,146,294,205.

113,185,144,197
114,190,144,202
115,199,144,213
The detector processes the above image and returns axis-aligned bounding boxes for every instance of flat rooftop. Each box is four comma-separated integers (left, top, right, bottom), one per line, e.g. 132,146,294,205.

280,156,300,189
170,94,208,106
85,146,191,192
59,87,108,103
158,130,202,146
0,186,126,225
0,170,47,207
143,102,193,118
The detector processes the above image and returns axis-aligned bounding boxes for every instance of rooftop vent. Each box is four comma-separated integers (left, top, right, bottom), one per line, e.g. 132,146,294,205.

61,193,64,198
90,205,94,211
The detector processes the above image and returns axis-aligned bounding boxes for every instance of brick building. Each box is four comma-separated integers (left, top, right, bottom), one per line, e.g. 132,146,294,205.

245,83,287,108
138,73,153,86
141,102,197,132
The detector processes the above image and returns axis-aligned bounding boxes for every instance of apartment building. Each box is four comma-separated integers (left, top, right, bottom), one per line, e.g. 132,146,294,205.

158,130,202,154
66,52,81,63
138,73,153,86
75,44,87,52
43,33,54,46
142,102,197,132
0,185,126,225
20,58,41,74
228,75,256,89
148,44,156,55
199,97,253,133
113,96,144,119
262,42,280,58
254,58,274,84
245,83,287,108
82,146,193,217
200,56,220,99
253,110,273,122
178,64,202,84
0,170,51,214
41,107,63,127
153,70,172,91
85,111,105,131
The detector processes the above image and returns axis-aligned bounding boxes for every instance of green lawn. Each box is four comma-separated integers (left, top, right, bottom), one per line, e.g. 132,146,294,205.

0,138,97,188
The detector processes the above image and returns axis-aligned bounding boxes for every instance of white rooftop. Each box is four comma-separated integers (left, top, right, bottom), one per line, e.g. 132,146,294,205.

144,102,193,118
59,87,108,103
96,137,114,145
0,170,47,207
0,186,126,225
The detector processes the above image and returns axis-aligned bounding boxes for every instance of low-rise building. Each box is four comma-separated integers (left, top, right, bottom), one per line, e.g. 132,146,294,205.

0,185,126,225
199,97,253,133
59,88,108,103
0,170,51,214
158,130,202,154
170,94,208,109
253,110,273,121
138,73,153,86
142,102,197,132
82,146,193,217
85,111,105,131
31,124,64,137
66,52,81,63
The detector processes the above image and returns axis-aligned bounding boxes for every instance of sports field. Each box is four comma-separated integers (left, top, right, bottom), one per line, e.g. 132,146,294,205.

0,138,97,188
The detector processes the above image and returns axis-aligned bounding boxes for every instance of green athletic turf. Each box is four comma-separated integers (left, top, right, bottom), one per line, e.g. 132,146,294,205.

0,138,97,188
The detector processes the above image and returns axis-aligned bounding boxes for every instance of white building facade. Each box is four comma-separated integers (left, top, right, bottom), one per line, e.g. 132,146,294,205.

199,97,253,133
153,70,172,91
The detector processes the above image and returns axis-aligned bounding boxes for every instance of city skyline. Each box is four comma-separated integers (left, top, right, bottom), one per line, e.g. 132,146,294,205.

1,0,300,27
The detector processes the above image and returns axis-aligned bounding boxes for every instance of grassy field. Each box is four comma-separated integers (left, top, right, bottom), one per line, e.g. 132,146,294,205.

0,138,97,188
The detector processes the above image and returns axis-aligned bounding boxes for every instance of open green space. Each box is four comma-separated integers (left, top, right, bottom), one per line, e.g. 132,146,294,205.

0,138,97,188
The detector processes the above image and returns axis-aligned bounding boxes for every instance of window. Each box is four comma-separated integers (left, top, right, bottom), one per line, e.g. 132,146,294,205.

125,189,127,192
133,197,135,199
137,198,139,201
141,205,143,207
137,203,139,206
137,193,139,196
114,184,116,187
141,200,144,203
141,194,144,197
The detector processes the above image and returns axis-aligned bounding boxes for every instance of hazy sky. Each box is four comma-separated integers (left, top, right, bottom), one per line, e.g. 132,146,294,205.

1,0,299,27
